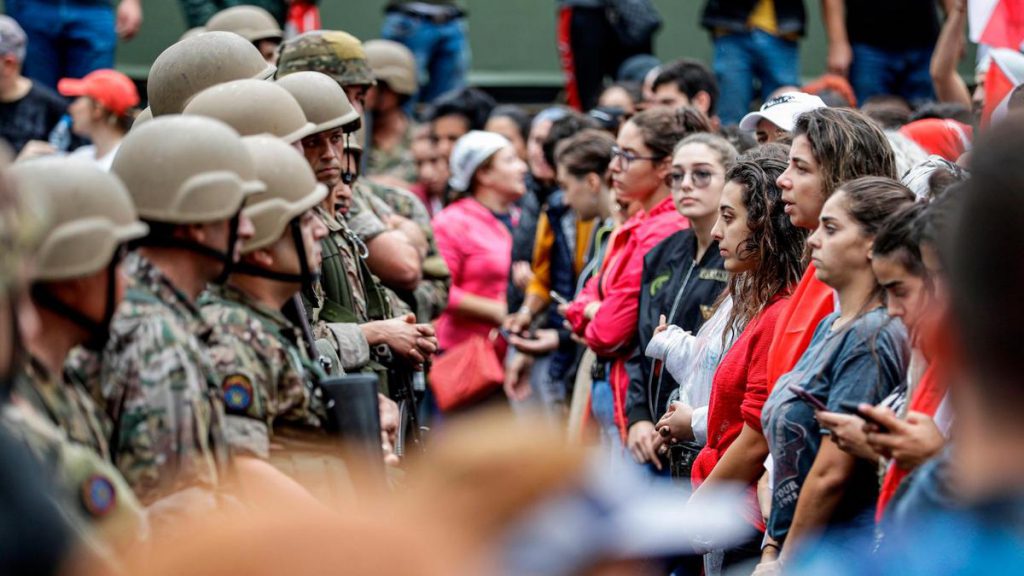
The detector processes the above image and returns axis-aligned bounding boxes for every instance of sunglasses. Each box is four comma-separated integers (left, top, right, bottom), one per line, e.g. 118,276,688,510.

665,168,716,190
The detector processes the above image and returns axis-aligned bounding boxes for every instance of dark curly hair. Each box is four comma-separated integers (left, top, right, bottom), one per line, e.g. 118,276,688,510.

723,156,808,336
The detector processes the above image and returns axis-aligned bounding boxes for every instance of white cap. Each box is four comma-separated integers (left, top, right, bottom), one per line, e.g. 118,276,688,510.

739,92,827,132
448,130,510,192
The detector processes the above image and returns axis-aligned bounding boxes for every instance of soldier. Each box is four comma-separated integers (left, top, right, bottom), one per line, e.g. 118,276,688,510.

147,31,275,117
200,136,400,476
277,29,376,115
276,29,435,305
101,115,258,509
6,157,147,548
183,78,315,146
205,5,283,65
364,38,419,187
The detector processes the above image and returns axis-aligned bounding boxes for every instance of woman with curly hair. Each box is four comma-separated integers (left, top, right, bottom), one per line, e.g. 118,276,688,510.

683,155,808,567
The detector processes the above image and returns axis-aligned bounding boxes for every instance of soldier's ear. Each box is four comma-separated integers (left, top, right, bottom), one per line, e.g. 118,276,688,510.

248,248,274,268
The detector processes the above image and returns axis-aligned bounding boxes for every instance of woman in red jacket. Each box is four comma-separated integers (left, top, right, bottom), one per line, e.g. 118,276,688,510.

564,108,696,447
687,155,807,567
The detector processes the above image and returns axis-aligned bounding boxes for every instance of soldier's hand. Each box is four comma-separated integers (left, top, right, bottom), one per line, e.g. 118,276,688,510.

376,314,434,365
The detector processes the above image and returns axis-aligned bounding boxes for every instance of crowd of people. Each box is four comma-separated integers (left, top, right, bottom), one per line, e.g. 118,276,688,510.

2,1,1024,575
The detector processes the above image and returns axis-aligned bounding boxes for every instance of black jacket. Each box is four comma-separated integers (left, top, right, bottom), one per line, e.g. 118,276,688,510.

625,229,728,427
701,0,807,37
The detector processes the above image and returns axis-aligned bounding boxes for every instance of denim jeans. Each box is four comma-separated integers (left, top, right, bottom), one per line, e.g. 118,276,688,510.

850,44,935,106
713,30,800,126
381,12,469,106
6,0,116,91
590,375,621,449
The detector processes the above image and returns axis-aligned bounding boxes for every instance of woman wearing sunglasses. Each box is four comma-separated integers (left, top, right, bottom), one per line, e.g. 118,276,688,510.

564,107,704,450
625,132,736,471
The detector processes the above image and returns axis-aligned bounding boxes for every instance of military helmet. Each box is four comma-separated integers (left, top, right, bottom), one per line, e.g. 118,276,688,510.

147,31,276,116
364,39,417,96
131,106,152,131
0,145,48,294
240,135,327,253
206,5,283,43
276,30,375,87
179,26,206,42
183,79,315,144
112,115,264,225
344,127,364,153
8,158,148,282
275,71,361,135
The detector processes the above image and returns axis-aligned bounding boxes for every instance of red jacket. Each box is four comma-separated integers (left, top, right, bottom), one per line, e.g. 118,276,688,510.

692,298,789,530
766,264,835,391
565,196,687,440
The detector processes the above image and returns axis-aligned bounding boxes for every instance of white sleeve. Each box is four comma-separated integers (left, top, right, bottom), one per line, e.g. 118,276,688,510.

691,406,709,446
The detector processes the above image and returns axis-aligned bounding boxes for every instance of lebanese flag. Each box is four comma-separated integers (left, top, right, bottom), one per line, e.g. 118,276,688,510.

982,48,1024,126
970,0,1024,50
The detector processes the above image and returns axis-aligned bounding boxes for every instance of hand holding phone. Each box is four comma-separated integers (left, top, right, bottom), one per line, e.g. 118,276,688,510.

549,290,570,307
839,400,891,433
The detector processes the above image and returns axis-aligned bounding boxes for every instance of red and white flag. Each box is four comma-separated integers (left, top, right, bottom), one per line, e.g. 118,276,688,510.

970,0,1024,50
982,48,1024,125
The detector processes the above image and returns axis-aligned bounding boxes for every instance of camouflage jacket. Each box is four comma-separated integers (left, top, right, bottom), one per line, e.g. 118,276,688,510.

100,253,230,506
362,180,451,322
201,284,330,458
1,397,146,547
367,124,417,185
16,357,112,461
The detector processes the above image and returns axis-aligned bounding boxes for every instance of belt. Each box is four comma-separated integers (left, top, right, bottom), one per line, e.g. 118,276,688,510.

386,4,465,24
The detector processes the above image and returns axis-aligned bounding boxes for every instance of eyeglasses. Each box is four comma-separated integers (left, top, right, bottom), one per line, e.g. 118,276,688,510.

611,146,664,170
666,168,717,190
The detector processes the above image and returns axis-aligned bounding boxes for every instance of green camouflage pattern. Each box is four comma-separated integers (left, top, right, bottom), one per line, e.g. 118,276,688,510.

363,180,450,322
276,30,376,87
367,127,417,185
99,252,229,506
1,399,145,547
201,284,330,459
16,358,112,461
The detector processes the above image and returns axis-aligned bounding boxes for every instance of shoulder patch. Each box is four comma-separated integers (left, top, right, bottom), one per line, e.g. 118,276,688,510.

649,272,671,297
222,374,254,412
698,268,729,283
81,474,116,517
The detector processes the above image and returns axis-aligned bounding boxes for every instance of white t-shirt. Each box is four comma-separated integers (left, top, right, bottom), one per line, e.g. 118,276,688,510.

69,141,120,171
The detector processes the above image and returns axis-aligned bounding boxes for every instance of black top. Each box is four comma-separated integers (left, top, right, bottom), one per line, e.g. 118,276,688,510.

846,0,941,51
702,0,808,37
0,83,66,154
625,229,728,426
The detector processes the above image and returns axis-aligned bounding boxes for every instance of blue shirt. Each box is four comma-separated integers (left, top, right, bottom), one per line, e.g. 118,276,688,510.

762,308,909,543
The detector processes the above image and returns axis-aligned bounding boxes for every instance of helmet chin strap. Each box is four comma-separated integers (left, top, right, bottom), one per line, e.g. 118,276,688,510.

232,218,320,292
29,256,119,352
133,213,241,286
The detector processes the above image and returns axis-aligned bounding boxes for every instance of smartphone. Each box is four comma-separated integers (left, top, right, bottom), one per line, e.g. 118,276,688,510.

549,290,570,307
788,384,828,412
839,400,891,433
497,327,537,341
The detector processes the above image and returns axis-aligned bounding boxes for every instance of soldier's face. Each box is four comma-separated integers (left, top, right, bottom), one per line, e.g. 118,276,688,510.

267,210,327,278
333,151,360,216
302,128,344,188
343,85,369,115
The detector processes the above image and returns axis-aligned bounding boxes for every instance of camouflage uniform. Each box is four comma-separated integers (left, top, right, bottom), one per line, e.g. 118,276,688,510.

101,252,231,506
360,180,451,322
367,124,418,185
276,30,377,87
16,357,112,461
0,399,146,548
201,284,335,460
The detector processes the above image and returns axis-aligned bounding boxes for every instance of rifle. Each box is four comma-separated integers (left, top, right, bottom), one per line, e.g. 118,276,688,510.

286,295,383,463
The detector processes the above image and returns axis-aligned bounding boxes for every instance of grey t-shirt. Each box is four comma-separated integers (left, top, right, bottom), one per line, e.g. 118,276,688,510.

763,308,909,544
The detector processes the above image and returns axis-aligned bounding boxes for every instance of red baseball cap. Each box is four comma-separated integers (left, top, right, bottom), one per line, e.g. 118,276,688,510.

58,69,140,116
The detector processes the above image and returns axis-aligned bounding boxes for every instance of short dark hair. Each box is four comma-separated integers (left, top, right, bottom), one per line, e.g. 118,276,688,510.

652,59,719,115
872,201,928,278
487,105,531,144
944,118,1024,414
555,129,615,178
425,87,496,130
909,102,974,125
542,112,600,171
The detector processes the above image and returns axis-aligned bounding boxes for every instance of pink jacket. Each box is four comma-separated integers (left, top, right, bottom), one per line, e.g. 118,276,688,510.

565,196,688,438
433,197,515,350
